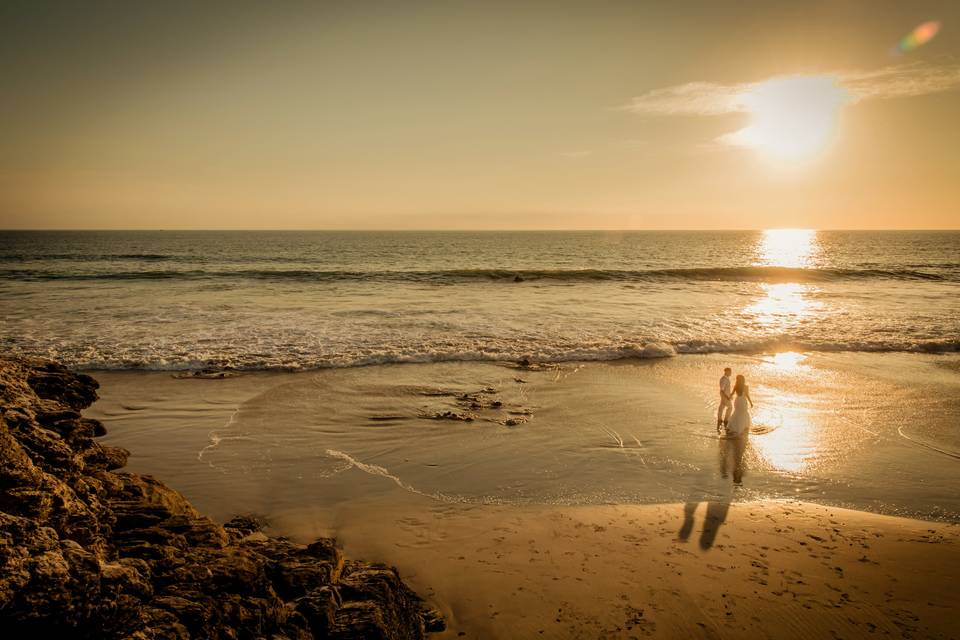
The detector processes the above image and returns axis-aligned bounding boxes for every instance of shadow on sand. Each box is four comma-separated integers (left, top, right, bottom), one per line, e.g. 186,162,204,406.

677,433,749,550
678,501,730,550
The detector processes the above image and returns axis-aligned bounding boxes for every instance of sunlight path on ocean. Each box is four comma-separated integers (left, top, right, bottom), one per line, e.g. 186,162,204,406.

755,228,818,268
742,229,823,343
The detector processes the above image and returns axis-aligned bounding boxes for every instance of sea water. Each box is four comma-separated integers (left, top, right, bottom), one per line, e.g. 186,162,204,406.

3,230,958,369
4,230,959,521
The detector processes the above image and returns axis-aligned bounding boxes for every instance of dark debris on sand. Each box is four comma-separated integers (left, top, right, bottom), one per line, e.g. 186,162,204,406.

415,383,535,427
0,357,442,639
170,368,242,379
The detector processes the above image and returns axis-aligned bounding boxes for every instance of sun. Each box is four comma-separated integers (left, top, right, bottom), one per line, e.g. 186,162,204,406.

724,76,851,164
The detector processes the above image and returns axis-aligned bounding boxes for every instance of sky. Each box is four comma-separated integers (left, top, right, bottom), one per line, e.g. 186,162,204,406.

1,0,958,230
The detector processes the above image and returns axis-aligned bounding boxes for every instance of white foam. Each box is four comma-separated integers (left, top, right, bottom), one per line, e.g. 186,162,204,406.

897,427,960,460
324,449,460,502
197,407,241,462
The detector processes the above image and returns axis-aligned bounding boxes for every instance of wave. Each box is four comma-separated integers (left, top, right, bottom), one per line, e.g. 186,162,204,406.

0,253,174,262
12,338,958,372
1,265,952,284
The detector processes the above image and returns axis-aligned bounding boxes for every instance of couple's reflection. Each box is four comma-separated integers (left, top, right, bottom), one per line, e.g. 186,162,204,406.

678,433,749,550
719,432,749,485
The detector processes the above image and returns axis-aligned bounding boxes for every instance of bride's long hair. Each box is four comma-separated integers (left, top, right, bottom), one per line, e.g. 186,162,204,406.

734,374,746,395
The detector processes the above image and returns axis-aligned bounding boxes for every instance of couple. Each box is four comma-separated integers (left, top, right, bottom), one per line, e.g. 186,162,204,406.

717,367,753,437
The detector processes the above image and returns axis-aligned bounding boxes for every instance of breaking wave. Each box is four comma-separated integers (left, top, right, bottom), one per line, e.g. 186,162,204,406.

7,338,958,372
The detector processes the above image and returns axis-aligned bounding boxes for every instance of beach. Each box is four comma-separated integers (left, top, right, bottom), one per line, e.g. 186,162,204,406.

322,499,959,639
4,230,960,637
83,352,960,638
89,353,960,522
6,3,960,636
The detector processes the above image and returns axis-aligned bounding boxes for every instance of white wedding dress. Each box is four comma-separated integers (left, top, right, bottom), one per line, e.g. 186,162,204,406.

726,388,752,436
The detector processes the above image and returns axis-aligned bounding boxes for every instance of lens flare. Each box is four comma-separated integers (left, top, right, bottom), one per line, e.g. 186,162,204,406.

896,21,941,54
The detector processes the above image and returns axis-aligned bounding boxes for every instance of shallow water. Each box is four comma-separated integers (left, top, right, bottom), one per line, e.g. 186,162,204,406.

89,352,960,524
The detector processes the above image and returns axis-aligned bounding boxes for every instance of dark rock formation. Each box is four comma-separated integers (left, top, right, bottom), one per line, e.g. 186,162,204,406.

0,357,441,639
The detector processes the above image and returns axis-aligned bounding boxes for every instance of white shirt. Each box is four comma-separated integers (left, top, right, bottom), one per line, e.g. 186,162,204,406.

719,375,731,399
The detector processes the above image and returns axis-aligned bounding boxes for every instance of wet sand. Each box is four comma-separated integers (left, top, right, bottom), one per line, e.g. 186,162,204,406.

86,354,960,637
90,353,960,522
281,498,959,639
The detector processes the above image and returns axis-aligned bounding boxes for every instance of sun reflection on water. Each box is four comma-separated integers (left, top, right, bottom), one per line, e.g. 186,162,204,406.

745,230,822,333
750,401,818,473
756,228,818,268
746,283,819,328
763,351,808,371
745,229,821,473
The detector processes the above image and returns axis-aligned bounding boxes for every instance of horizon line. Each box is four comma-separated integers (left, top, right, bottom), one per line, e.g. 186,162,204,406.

1,228,959,233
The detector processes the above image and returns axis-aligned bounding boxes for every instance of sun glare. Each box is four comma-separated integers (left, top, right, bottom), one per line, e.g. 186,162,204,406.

757,228,818,268
750,400,818,473
764,351,808,371
745,282,820,329
746,230,822,332
726,76,850,164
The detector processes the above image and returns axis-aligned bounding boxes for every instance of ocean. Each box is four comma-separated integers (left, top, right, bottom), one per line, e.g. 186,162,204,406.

4,230,960,523
2,229,959,369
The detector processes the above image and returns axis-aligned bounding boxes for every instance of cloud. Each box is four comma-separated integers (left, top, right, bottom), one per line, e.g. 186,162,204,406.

625,81,749,116
624,63,960,159
839,64,960,101
625,63,960,116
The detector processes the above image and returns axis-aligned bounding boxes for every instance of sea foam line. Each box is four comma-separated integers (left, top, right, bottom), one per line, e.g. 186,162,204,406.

7,337,960,373
197,407,262,472
324,449,473,504
897,427,960,460
197,407,241,462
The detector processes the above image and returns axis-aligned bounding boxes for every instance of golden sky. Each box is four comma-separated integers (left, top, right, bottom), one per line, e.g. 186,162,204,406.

1,1,958,229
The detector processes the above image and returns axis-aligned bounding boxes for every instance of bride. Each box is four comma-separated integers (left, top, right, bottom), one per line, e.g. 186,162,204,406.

725,374,754,437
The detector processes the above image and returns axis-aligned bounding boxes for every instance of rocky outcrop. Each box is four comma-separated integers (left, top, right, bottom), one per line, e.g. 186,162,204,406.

0,357,442,639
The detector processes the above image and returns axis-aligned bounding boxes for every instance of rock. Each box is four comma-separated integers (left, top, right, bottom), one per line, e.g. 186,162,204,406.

83,444,130,472
422,608,446,633
295,586,340,636
421,410,476,422
170,369,241,379
332,564,428,639
24,362,99,411
0,356,440,638
222,514,268,540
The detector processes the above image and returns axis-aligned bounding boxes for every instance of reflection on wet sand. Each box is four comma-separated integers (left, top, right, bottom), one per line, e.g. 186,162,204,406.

720,432,749,484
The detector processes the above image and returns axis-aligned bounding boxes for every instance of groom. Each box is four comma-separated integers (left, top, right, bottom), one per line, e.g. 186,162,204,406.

717,367,733,432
